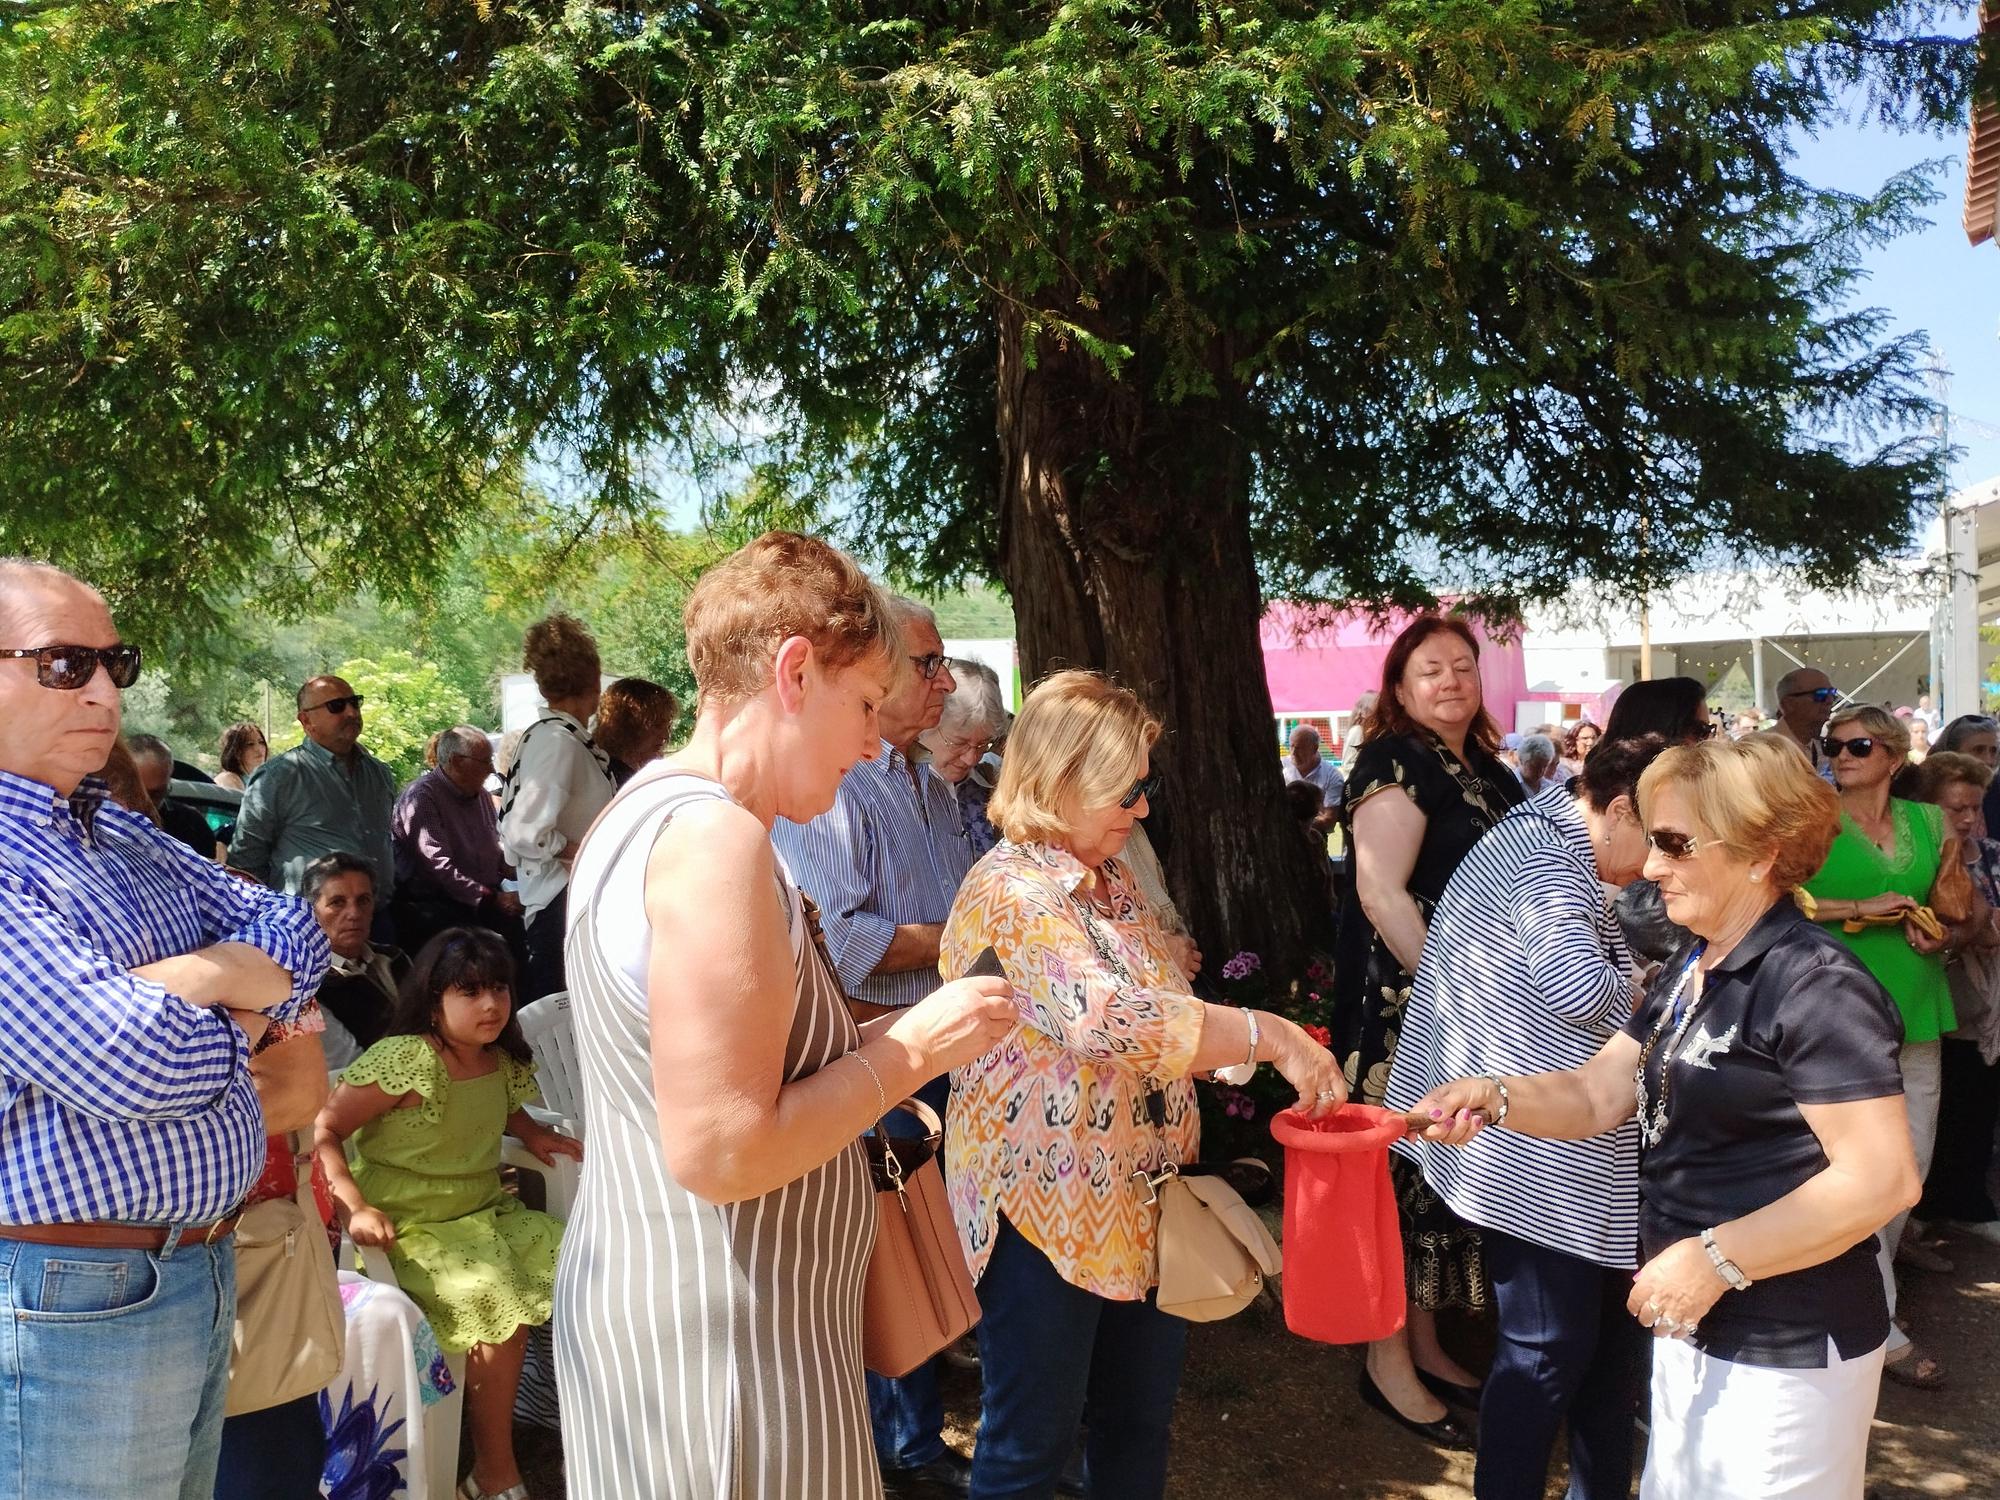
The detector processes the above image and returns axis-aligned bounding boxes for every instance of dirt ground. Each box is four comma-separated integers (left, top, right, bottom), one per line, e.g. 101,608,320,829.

518,1219,2000,1497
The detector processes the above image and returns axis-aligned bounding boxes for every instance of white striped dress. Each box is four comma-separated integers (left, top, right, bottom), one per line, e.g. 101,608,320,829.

553,769,881,1498
1382,786,1641,1269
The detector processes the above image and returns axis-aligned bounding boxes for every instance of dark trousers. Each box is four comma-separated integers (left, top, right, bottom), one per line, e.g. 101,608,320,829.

969,1216,1189,1500
522,889,569,1001
1920,1037,2000,1222
1476,1228,1644,1500
869,1072,951,1471
213,1392,326,1500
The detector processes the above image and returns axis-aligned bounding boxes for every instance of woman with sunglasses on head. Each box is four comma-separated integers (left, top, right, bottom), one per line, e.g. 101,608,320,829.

1332,615,1525,1446
1409,737,1919,1500
942,670,1343,1497
1603,679,1718,967
1802,702,1975,1391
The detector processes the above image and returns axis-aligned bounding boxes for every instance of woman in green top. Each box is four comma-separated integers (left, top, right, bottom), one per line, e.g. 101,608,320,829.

1805,703,1962,1390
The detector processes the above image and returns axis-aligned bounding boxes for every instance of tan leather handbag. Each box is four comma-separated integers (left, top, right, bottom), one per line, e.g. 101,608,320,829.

225,1140,346,1416
861,1098,981,1377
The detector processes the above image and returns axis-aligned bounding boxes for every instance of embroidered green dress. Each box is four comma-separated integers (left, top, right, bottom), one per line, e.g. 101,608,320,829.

1804,798,1954,1043
342,1035,562,1352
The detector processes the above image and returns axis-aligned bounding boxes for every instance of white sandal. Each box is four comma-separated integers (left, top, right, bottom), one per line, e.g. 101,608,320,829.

458,1480,529,1500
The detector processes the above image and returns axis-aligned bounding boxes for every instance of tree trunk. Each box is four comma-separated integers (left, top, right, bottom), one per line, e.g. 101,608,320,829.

993,300,1330,973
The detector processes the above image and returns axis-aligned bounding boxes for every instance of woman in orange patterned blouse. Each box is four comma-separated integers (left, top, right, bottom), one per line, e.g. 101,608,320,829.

942,670,1345,1500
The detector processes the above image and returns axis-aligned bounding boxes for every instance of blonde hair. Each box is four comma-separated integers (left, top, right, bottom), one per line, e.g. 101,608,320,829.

1826,703,1910,762
522,612,601,700
683,531,901,706
1636,737,1840,891
990,671,1161,845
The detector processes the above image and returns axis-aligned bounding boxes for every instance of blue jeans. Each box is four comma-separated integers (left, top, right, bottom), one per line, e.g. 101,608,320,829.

0,1229,237,1500
1477,1228,1644,1500
869,1074,949,1471
970,1217,1189,1500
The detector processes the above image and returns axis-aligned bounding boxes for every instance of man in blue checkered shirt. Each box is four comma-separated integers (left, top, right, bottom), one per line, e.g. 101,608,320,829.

0,560,330,1500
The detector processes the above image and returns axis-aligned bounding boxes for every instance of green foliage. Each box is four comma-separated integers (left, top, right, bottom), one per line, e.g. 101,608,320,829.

0,0,1974,636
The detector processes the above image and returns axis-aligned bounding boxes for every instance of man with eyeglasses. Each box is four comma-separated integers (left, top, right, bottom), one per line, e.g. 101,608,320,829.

771,596,985,1498
0,559,330,1499
229,674,398,921
1770,666,1839,774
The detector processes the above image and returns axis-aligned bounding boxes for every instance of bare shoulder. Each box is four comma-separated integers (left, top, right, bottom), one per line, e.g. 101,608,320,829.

645,797,776,901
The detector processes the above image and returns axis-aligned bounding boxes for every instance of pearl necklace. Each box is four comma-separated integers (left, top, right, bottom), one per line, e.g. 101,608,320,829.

1633,945,1709,1149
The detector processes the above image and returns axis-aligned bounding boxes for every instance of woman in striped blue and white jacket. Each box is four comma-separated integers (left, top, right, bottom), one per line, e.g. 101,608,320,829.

1384,734,1667,1500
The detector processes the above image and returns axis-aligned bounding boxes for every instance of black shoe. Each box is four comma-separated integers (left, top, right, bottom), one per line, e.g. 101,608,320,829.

1358,1369,1475,1451
1416,1368,1484,1414
1055,1456,1087,1497
883,1450,973,1497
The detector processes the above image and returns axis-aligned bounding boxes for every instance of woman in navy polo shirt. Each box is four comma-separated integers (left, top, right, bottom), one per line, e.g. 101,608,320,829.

1411,737,1920,1499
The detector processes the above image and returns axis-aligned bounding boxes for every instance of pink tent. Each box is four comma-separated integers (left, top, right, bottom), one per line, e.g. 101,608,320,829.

1261,604,1531,725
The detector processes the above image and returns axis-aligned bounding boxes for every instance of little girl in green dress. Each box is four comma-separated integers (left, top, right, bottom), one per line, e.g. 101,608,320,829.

315,928,582,1500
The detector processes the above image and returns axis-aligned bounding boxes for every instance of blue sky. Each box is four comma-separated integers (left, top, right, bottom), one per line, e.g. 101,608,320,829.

1791,97,2000,499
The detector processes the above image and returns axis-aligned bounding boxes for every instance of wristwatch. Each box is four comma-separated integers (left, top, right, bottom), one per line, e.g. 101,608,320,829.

1701,1227,1752,1291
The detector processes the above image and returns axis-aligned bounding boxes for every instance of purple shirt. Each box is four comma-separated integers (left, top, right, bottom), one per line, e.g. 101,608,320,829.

392,769,506,908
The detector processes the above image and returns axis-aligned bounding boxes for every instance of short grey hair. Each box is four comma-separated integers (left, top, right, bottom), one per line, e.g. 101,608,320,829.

300,851,377,904
1289,724,1321,752
125,733,173,768
934,659,1007,739
435,724,490,766
890,596,939,631
1520,733,1557,770
1773,666,1828,704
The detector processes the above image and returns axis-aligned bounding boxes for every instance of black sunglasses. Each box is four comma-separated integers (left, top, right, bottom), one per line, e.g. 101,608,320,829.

1823,735,1877,760
1783,686,1840,704
1690,721,1719,740
305,694,365,717
1120,772,1163,810
908,653,949,682
0,644,142,691
1645,828,1702,860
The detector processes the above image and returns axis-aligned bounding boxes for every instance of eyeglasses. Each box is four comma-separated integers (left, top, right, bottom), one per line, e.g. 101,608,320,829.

1823,735,1877,760
1690,721,1718,740
908,653,949,682
1782,686,1840,704
1119,772,1163,810
1645,828,1702,860
305,694,365,717
934,734,992,759
0,644,143,691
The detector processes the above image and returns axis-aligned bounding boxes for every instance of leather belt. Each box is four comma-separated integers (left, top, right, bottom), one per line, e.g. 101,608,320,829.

0,1217,238,1250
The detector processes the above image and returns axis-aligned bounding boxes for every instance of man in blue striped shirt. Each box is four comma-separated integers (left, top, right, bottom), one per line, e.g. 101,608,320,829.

771,598,979,1496
0,560,330,1500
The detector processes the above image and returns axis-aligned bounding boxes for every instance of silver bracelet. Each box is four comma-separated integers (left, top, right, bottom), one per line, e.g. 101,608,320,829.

851,1053,887,1119
1483,1072,1510,1128
1241,1007,1261,1071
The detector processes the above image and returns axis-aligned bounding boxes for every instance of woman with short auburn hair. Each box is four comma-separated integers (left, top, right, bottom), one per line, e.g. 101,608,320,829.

554,531,1015,1499
594,676,678,786
1332,614,1525,1445
501,613,618,1000
1413,737,1920,1500
943,669,1343,1498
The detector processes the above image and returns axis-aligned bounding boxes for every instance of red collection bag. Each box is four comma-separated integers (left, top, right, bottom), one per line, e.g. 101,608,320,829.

1269,1104,1408,1344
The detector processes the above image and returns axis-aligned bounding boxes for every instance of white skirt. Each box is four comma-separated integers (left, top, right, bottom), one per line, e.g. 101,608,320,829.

1640,1336,1885,1499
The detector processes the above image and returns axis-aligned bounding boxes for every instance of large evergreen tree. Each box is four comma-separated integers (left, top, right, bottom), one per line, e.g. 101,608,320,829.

0,0,1974,960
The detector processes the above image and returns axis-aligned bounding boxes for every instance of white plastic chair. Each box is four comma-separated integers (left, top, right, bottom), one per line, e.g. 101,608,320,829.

511,993,582,1219
342,1238,468,1500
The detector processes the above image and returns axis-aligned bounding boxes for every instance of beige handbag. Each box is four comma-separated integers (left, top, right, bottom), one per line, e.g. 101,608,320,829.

225,1140,346,1416
1154,1168,1282,1321
861,1098,981,1378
